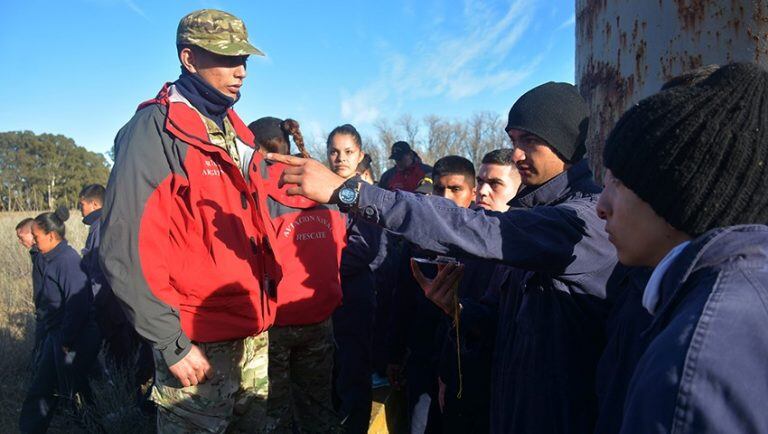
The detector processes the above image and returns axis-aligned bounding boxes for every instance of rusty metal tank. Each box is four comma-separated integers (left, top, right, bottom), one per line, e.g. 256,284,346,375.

576,0,768,176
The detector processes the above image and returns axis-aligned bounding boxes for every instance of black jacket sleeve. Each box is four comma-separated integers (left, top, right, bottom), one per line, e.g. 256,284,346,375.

340,216,382,278
354,184,614,279
385,244,414,364
59,252,93,348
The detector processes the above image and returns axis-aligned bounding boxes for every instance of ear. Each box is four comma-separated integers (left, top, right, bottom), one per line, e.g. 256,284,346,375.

179,47,197,74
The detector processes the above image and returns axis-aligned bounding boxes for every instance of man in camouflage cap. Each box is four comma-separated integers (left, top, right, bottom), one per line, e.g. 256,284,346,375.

176,9,265,57
100,9,278,433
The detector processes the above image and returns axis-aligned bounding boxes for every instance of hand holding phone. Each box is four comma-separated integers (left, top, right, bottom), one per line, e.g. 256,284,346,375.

410,257,464,316
411,256,458,275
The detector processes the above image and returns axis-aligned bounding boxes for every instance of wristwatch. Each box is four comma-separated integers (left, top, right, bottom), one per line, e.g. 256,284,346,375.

336,176,362,212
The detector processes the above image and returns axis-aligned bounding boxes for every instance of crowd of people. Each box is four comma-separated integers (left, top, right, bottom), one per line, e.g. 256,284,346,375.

15,185,154,433
12,7,768,434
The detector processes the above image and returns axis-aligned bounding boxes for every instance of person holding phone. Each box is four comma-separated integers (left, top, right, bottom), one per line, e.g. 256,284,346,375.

410,148,522,434
387,155,478,433
267,82,617,433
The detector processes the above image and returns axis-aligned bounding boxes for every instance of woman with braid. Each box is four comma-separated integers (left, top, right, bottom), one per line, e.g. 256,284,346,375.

248,117,347,432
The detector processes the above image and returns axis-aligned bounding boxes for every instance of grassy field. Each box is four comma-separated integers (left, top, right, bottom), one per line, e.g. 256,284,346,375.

0,211,161,433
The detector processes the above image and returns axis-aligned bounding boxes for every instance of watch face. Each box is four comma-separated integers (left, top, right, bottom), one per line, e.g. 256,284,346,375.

339,187,357,204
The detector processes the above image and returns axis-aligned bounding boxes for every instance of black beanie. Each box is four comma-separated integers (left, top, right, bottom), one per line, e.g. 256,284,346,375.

505,82,589,163
604,62,768,236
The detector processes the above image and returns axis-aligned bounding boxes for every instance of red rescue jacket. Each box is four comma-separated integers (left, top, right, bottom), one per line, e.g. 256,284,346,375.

260,162,346,326
100,83,281,364
379,156,432,192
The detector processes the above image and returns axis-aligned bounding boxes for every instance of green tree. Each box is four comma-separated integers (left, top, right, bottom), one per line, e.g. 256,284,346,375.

0,131,110,211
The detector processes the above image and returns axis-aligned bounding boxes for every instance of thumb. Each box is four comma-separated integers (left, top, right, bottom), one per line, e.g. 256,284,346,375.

410,259,433,292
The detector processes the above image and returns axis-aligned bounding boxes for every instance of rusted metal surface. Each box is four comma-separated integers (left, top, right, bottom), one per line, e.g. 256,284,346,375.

576,0,768,178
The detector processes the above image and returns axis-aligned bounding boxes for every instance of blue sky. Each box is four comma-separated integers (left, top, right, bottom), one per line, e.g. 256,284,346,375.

0,0,575,156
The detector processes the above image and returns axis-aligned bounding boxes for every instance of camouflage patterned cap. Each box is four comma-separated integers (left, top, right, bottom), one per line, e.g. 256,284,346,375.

177,9,265,57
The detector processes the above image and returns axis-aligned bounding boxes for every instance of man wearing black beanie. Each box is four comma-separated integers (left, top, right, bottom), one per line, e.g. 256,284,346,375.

597,62,768,433
266,82,619,433
506,81,589,175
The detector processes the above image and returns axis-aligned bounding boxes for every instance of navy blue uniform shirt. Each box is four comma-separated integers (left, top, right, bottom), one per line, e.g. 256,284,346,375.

352,160,619,434
33,240,95,348
620,226,768,434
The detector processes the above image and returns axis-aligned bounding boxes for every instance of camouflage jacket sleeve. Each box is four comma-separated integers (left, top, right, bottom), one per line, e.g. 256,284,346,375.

99,105,191,367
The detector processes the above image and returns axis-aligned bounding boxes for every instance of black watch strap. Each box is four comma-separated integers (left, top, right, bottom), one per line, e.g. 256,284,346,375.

337,176,362,212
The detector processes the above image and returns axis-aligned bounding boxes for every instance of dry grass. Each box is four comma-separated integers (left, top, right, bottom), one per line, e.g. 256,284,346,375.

0,211,102,433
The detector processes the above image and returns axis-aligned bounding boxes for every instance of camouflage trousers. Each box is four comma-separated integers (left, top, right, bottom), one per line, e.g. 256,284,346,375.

265,319,339,433
151,333,269,433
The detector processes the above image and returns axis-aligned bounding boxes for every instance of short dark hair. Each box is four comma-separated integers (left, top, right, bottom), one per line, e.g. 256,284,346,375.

176,44,204,58
432,155,476,186
481,148,515,166
327,124,363,150
34,206,70,240
15,218,34,231
79,184,106,204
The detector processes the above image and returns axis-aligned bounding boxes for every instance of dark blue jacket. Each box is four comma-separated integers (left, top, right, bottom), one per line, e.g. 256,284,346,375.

82,209,127,334
341,215,384,280
437,258,498,434
30,246,46,348
33,240,95,348
437,257,498,383
620,225,768,434
354,160,618,433
386,243,445,391
594,266,652,434
81,209,105,297
454,263,510,352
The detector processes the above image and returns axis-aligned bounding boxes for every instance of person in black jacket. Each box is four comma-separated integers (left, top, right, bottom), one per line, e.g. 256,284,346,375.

19,207,101,434
387,155,477,434
16,218,45,353
420,149,522,434
326,124,388,433
78,184,153,404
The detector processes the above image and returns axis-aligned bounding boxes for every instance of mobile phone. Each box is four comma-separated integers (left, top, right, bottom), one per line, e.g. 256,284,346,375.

411,256,459,278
